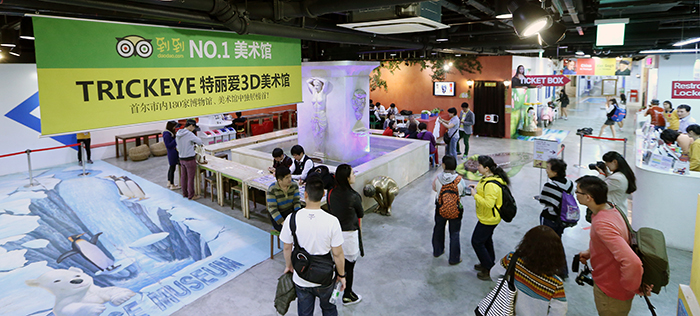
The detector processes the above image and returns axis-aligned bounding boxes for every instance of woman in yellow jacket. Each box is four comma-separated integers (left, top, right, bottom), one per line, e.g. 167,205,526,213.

468,155,510,280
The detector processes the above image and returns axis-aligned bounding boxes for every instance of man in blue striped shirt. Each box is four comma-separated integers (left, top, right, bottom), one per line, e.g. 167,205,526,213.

266,166,302,231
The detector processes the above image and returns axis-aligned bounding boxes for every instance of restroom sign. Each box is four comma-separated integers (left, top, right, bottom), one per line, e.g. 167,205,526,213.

671,81,700,99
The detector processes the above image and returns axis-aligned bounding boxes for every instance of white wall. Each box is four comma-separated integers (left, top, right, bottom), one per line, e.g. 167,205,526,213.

657,54,700,123
0,64,168,176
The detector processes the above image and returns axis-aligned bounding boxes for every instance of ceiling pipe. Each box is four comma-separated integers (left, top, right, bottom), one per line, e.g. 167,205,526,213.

555,0,580,24
433,0,496,26
31,0,426,49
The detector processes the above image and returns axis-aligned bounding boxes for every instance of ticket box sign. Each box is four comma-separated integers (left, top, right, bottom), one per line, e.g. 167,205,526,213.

32,16,302,136
672,81,700,99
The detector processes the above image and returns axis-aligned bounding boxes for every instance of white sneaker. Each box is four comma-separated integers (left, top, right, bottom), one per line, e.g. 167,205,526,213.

564,117,568,120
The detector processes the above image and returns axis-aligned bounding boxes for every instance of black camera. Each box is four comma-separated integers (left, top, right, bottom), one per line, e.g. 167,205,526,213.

588,161,606,171
572,254,594,286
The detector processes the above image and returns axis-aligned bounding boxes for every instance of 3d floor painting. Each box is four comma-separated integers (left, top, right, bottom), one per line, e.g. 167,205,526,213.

0,161,276,316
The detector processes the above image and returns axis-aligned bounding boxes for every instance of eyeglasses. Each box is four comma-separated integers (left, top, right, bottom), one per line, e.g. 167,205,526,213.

575,191,587,196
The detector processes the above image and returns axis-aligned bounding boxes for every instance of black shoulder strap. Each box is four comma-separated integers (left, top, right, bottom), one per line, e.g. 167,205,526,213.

485,180,504,215
290,211,300,247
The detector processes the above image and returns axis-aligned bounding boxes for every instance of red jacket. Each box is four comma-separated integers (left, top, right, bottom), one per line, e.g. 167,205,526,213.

589,207,643,301
645,106,665,127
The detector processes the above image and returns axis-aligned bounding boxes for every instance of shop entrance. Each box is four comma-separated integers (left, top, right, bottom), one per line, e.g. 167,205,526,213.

473,81,506,138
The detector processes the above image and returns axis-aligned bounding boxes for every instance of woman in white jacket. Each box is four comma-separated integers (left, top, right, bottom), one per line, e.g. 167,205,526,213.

596,151,636,214
491,225,567,316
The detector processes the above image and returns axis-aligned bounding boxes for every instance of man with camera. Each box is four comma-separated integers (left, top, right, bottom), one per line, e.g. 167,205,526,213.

280,178,346,316
574,176,643,316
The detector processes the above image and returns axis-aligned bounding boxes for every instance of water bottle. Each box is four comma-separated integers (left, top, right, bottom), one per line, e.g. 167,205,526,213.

328,281,343,305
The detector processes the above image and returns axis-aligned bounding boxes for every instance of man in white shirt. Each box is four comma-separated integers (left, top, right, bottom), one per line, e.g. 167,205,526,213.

677,104,697,133
289,145,314,182
281,178,346,316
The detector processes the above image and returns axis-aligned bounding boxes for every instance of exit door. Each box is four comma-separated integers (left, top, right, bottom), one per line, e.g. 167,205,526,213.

473,81,506,138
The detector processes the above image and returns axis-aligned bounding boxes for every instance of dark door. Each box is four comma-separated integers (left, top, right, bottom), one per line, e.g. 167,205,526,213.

473,81,506,138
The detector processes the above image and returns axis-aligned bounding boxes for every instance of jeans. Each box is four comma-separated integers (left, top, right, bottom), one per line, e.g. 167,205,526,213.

446,132,459,158
456,131,470,156
180,159,197,199
471,222,497,270
295,282,337,316
77,138,91,162
432,211,462,264
540,216,569,278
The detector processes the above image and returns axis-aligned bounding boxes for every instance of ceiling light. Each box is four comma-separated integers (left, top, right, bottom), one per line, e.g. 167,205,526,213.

448,62,453,66
390,53,397,57
505,49,544,54
467,79,474,86
673,37,700,47
19,17,34,41
496,13,513,19
495,0,512,19
510,3,552,38
503,80,511,87
443,64,450,70
539,21,567,46
640,49,700,54
575,51,584,56
1,30,16,48
436,38,449,42
436,29,449,42
455,54,462,57
9,47,20,57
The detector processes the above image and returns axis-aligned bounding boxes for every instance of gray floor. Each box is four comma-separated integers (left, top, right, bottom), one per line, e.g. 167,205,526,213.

105,98,692,316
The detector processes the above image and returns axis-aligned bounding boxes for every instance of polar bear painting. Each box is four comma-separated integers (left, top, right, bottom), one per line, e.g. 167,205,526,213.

25,267,136,316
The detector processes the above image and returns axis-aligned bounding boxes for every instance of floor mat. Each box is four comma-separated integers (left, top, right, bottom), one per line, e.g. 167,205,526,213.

516,129,570,142
0,160,277,316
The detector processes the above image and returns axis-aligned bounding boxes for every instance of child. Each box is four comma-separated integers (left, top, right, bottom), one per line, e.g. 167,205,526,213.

268,147,293,173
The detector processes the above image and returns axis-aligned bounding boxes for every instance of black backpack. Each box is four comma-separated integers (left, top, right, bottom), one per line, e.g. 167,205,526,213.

307,165,335,190
485,180,517,222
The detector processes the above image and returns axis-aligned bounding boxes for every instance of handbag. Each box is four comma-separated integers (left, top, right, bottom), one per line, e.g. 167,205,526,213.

289,212,336,286
475,254,519,316
194,144,208,164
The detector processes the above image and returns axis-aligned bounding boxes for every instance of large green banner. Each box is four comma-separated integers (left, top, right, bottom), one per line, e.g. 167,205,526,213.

33,16,301,135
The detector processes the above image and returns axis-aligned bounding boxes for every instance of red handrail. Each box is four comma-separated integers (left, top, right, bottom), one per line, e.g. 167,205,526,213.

0,143,80,159
582,135,626,142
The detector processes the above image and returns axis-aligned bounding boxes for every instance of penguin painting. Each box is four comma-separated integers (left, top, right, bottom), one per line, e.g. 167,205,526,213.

120,176,147,200
106,175,134,198
57,233,121,272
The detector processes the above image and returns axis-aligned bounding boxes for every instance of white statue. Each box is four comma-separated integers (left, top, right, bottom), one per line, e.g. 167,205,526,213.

351,89,368,135
524,106,538,131
307,77,329,150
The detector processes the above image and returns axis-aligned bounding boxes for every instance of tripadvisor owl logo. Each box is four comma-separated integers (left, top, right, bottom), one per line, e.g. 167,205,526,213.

115,35,153,58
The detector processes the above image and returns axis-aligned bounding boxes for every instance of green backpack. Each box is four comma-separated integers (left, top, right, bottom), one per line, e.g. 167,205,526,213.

613,203,669,315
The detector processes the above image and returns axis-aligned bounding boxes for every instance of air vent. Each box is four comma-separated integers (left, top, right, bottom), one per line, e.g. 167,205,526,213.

337,2,448,34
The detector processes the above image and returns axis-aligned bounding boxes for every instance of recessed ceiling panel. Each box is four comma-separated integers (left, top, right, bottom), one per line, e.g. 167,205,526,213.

337,17,449,34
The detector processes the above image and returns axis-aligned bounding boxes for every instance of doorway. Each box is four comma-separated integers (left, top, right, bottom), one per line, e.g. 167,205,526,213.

473,81,506,138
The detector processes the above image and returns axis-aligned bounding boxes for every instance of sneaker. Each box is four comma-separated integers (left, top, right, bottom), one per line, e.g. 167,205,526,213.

78,161,83,166
477,270,491,281
189,195,202,200
170,185,181,190
342,293,362,306
433,251,444,258
564,117,568,120
87,160,93,164
474,264,486,272
449,259,462,266
456,152,462,155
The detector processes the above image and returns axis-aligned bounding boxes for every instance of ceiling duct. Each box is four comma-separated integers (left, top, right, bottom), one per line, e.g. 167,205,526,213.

337,2,449,34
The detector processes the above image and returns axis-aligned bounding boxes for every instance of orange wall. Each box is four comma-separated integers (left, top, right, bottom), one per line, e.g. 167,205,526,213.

370,56,514,137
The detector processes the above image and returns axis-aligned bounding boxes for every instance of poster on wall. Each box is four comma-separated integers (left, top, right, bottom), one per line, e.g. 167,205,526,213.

562,59,577,75
32,16,302,136
573,58,632,76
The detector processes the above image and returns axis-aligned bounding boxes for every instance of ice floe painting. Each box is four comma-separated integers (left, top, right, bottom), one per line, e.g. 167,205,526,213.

0,161,274,316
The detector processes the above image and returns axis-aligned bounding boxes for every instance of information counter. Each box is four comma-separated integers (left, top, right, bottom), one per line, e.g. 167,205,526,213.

632,129,700,251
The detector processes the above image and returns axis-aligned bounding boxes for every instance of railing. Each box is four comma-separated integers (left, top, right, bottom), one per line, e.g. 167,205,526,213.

577,134,628,167
0,142,91,187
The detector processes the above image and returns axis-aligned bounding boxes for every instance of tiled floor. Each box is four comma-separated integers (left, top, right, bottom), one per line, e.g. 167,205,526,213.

104,98,691,316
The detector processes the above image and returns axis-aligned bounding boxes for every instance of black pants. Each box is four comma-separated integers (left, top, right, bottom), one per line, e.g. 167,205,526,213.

167,164,178,185
77,138,91,162
343,260,357,298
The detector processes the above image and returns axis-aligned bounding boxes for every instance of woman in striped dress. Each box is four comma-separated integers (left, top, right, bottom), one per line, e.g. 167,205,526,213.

492,225,567,316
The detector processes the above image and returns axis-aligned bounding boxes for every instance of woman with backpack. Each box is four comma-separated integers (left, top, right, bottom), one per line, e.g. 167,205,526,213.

539,158,575,279
595,151,636,214
491,226,567,316
326,164,364,305
598,98,618,138
468,155,510,281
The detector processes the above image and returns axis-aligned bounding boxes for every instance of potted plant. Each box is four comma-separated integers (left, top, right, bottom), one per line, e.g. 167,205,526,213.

430,108,442,117
421,110,431,120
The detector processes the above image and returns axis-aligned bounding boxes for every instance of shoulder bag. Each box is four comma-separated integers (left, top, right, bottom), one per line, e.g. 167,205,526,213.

475,254,519,316
290,212,336,286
